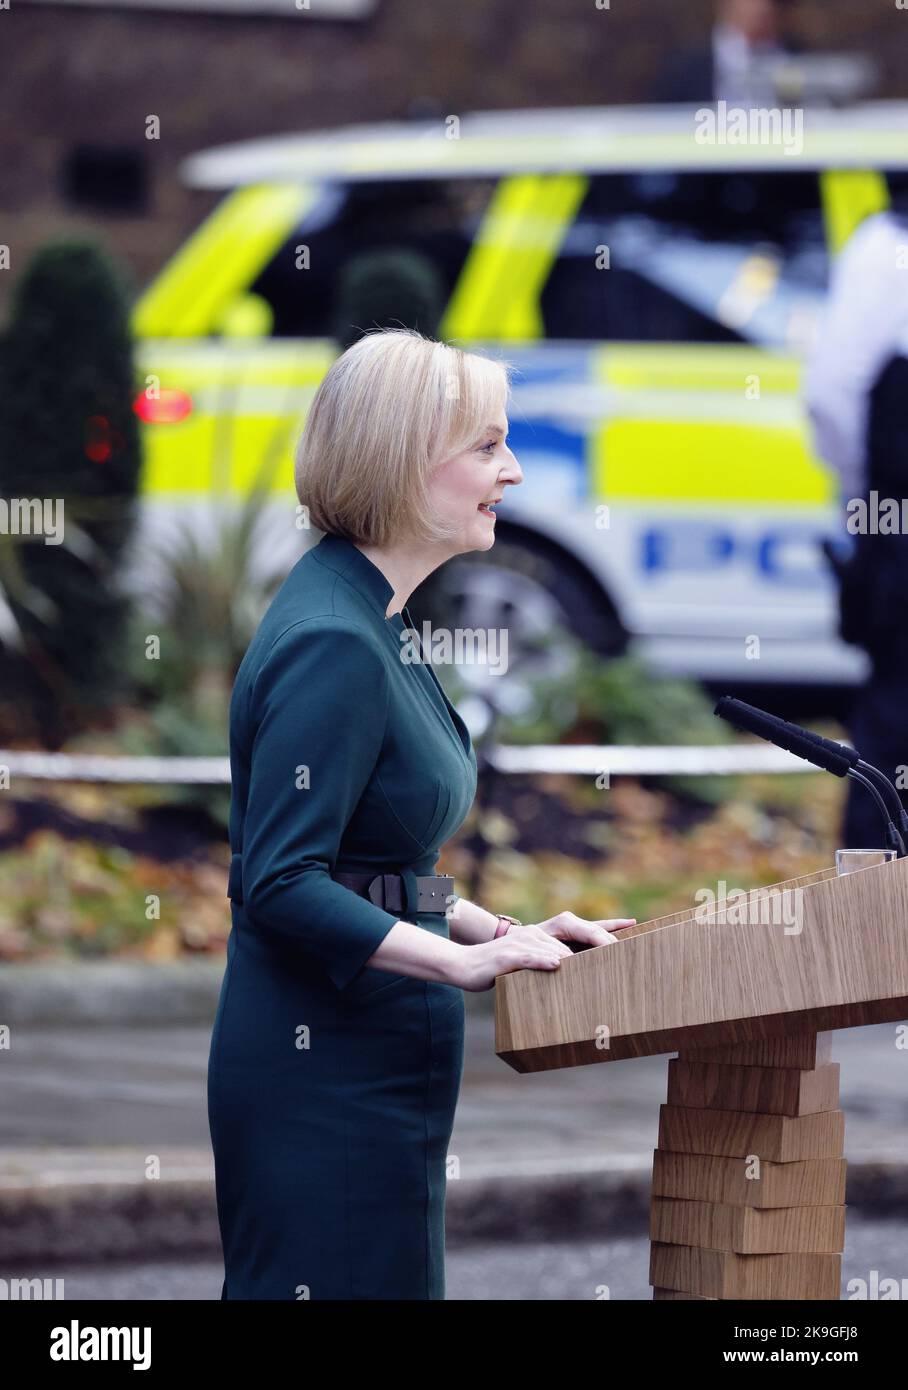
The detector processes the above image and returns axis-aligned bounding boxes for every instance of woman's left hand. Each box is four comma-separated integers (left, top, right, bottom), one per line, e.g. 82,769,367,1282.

511,911,636,948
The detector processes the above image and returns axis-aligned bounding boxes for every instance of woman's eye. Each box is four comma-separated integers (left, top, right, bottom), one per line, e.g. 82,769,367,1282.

480,440,496,453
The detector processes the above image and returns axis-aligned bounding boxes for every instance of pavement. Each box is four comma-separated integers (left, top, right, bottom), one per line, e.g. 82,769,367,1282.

19,1220,908,1301
1,963,907,1266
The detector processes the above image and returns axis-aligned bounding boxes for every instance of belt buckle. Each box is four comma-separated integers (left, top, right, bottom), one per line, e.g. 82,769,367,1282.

417,875,453,913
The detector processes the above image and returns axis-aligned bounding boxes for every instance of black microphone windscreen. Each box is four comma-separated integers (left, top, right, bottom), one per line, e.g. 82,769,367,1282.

714,696,852,778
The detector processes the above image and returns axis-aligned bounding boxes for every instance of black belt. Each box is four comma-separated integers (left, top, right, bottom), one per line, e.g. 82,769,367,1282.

227,853,452,916
333,870,453,915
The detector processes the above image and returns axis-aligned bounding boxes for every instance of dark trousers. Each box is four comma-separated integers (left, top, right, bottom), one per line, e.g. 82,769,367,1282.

838,355,908,846
843,662,908,847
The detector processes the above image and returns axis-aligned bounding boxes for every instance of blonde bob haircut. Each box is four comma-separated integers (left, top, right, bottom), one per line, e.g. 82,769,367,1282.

294,327,513,548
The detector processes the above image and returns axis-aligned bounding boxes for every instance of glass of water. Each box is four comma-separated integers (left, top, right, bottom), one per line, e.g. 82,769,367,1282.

835,848,897,876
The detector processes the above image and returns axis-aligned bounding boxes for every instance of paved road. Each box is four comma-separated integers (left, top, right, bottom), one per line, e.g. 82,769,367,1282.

22,1219,908,1301
3,1014,908,1172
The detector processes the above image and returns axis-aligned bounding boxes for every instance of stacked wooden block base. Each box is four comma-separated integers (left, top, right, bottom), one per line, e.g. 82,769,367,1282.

649,1032,846,1300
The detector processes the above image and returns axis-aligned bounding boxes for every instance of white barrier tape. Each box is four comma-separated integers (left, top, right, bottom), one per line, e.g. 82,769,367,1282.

0,753,231,784
0,743,818,784
487,743,821,776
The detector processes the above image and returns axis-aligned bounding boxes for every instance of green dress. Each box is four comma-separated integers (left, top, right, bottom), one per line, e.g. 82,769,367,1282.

207,532,478,1300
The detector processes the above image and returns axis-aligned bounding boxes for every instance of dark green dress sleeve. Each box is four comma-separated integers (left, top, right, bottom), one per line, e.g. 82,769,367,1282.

240,617,402,991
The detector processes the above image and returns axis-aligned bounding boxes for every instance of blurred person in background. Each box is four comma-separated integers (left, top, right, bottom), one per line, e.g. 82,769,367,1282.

653,0,802,105
804,194,908,848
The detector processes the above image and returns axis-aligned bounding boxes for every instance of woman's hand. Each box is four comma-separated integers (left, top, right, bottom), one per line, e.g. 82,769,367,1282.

517,910,636,947
449,913,635,993
451,929,572,992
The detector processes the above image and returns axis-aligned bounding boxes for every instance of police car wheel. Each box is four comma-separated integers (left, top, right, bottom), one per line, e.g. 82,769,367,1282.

414,537,625,669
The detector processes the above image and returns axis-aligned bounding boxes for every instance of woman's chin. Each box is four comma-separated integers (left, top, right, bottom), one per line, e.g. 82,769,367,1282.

469,517,497,550
449,517,497,556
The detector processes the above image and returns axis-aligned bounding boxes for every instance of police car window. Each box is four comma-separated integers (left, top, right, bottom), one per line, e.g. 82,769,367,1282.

540,172,827,349
249,178,496,342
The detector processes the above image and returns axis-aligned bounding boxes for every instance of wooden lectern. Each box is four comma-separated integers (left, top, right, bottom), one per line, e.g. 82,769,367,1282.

495,856,908,1300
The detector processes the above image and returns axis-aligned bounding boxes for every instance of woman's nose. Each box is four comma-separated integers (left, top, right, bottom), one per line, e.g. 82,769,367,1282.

501,451,523,486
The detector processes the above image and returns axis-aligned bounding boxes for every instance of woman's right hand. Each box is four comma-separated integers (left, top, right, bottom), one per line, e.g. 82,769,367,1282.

450,926,574,993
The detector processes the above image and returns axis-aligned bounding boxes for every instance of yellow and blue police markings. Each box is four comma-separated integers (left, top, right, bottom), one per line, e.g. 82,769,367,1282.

440,173,588,342
586,342,839,593
589,343,834,504
134,330,839,603
500,346,591,505
129,164,873,548
133,183,318,340
135,338,337,496
500,341,840,595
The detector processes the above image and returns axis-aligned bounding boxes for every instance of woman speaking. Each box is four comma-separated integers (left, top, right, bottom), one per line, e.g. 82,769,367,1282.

207,327,632,1300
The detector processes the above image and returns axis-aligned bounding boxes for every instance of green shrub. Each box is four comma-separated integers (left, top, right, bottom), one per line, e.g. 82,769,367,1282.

454,635,736,805
330,248,446,348
0,239,141,743
125,459,291,828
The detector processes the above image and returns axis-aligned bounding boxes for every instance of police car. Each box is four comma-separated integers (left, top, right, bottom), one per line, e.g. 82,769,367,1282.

132,103,908,687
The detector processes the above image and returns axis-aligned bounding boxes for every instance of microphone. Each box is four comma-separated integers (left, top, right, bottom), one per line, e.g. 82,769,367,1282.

714,696,908,847
714,696,852,775
714,696,907,857
789,729,908,845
